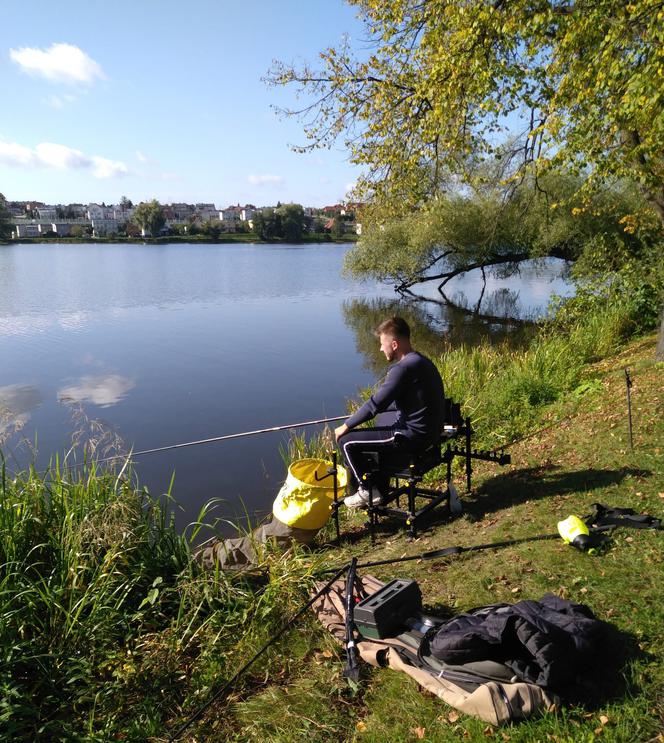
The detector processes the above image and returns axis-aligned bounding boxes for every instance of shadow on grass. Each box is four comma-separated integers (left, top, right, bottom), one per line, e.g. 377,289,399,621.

564,621,649,710
462,464,654,520
319,463,653,546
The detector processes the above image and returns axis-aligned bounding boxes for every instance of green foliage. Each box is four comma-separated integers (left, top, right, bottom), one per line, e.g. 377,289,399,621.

434,299,640,449
270,0,664,225
253,203,307,240
68,224,89,238
132,199,166,236
278,202,306,241
252,208,282,239
331,214,345,239
346,173,663,293
551,248,664,339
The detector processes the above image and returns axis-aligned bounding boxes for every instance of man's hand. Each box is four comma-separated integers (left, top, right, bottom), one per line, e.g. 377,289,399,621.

334,423,349,442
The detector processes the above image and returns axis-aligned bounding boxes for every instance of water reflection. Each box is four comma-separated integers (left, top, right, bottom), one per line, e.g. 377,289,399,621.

444,287,528,322
0,384,42,443
341,295,535,373
57,374,136,408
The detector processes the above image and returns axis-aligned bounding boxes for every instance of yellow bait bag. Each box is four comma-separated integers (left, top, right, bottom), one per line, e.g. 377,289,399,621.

273,458,347,530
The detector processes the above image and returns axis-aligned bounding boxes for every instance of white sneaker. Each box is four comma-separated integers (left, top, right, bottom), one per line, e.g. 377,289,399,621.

344,486,384,509
448,482,463,514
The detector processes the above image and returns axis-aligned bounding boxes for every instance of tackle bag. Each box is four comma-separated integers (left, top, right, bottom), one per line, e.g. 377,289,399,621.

311,574,557,726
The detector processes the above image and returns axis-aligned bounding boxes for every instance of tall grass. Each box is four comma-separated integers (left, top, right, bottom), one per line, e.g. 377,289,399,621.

435,301,636,448
0,454,326,740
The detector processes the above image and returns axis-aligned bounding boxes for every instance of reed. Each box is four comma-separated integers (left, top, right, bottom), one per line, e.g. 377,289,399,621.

435,300,636,449
0,453,326,739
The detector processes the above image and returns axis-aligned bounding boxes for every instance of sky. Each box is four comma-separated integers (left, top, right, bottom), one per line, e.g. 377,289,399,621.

0,0,366,208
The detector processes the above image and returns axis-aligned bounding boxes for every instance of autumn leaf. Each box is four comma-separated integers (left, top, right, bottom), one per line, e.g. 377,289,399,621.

412,726,426,739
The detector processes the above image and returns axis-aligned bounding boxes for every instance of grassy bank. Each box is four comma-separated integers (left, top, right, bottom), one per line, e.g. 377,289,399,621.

202,333,663,742
1,316,662,740
0,460,327,740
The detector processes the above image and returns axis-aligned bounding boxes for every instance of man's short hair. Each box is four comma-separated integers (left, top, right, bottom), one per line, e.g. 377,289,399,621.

376,316,411,340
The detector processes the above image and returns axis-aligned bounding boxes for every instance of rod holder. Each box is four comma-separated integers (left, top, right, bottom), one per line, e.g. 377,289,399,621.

625,368,634,450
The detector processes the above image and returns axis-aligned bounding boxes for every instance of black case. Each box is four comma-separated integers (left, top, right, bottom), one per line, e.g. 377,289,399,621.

354,579,422,639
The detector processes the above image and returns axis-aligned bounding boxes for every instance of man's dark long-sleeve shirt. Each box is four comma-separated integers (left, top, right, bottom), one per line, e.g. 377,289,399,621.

344,352,445,444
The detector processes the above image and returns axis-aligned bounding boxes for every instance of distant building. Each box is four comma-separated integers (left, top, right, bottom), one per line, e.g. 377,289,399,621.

113,205,134,222
195,203,218,222
171,203,195,221
50,223,72,237
91,218,119,236
87,203,115,221
7,203,26,217
240,205,256,222
12,223,41,238
220,205,242,222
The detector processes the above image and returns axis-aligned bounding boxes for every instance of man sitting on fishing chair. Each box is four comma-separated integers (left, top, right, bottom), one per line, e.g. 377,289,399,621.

335,316,445,509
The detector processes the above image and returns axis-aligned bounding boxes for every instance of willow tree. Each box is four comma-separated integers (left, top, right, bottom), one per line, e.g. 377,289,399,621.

269,0,664,345
132,200,166,237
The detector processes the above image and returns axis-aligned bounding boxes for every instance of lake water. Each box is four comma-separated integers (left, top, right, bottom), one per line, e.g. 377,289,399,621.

0,242,572,536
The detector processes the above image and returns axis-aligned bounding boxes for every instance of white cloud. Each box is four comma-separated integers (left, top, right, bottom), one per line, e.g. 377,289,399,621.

345,181,357,195
9,43,105,85
92,156,128,179
0,384,42,440
135,150,149,164
0,140,36,167
247,173,284,186
36,142,89,169
0,138,128,179
57,374,135,408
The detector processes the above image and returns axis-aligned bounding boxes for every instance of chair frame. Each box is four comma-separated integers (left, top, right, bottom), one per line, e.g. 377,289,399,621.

329,398,511,541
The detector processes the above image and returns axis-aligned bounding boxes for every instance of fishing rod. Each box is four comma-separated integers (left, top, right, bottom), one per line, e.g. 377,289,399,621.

83,414,348,466
168,563,349,741
319,532,562,575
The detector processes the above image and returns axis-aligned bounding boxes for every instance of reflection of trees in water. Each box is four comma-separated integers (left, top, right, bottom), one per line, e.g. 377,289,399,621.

342,296,534,373
342,297,445,374
445,287,532,322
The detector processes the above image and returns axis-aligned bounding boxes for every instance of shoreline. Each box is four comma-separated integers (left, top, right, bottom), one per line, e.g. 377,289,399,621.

1,234,358,246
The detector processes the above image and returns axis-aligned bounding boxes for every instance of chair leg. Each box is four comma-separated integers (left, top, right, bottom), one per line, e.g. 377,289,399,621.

407,477,417,539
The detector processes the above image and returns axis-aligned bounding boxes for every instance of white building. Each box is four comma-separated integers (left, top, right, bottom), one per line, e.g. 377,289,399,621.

220,206,242,222
12,223,40,238
113,206,134,221
36,206,57,220
87,204,115,221
91,218,119,236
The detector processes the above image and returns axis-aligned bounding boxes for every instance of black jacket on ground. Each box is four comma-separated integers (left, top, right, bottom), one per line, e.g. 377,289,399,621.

430,593,607,693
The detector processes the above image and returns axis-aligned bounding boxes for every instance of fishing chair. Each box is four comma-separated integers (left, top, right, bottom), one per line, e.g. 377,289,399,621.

358,399,511,539
354,399,460,539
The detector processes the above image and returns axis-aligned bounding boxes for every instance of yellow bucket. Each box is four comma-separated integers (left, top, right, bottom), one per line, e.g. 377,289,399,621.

273,458,348,530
